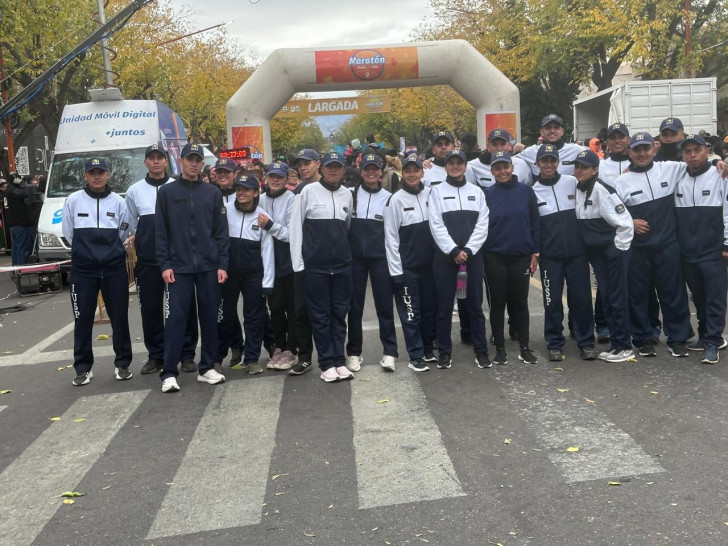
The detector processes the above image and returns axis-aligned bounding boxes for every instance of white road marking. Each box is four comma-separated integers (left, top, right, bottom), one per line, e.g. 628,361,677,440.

146,377,284,539
0,405,6,413
351,366,466,509
0,342,148,367
493,362,664,483
0,390,149,546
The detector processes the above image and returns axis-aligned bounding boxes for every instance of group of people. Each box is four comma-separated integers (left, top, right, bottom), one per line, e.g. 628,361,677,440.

0,174,43,267
61,112,728,392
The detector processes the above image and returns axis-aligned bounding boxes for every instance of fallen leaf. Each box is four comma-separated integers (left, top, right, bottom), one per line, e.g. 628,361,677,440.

503,438,512,444
554,367,564,371
650,391,659,395
96,334,110,340
670,503,678,506
328,503,334,509
419,540,429,543
646,482,654,485
49,417,61,421
271,473,288,480
101,486,111,490
627,358,638,362
557,388,569,392
274,492,284,496
608,481,622,486
585,398,595,403
372,527,379,531
3,351,13,354
165,482,173,486
304,531,316,537
73,419,86,423
61,491,84,497
567,447,580,452
0,390,12,394
377,399,390,404
62,499,75,505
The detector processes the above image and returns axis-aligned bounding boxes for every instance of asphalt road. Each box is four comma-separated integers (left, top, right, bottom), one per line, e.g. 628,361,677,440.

1,257,727,545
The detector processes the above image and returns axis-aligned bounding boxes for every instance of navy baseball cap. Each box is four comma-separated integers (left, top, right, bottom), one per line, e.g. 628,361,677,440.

630,132,654,149
84,158,109,172
660,117,684,132
361,153,383,169
541,114,564,127
491,151,512,165
536,144,559,161
607,122,629,137
145,143,168,158
403,154,423,168
681,134,707,147
433,131,454,144
181,143,204,159
322,151,345,166
234,174,260,190
572,149,600,167
445,148,467,163
488,128,511,142
295,149,320,162
215,158,237,172
266,161,289,177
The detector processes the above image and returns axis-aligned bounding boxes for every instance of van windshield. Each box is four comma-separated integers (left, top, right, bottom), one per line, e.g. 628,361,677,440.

46,149,148,197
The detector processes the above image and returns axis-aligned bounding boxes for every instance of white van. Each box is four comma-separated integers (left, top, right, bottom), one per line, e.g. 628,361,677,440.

37,98,188,266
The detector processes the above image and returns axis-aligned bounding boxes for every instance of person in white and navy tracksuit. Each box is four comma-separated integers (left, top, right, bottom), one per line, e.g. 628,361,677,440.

259,161,298,371
222,174,274,372
614,132,692,357
429,148,490,369
125,144,198,375
384,153,436,372
517,114,587,178
573,150,635,363
422,131,455,188
483,151,541,366
155,143,229,393
532,144,596,361
675,134,728,364
289,151,354,383
62,157,132,386
466,128,533,188
345,152,397,372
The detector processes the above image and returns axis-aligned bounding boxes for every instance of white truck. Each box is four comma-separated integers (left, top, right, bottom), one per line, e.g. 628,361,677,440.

37,98,188,267
573,77,718,142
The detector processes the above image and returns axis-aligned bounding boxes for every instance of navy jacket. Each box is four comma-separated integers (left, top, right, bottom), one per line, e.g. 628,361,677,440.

575,178,633,250
532,174,585,259
484,177,541,256
384,183,433,280
155,176,229,274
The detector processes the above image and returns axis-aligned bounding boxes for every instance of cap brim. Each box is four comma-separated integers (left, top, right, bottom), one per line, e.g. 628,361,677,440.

266,169,288,177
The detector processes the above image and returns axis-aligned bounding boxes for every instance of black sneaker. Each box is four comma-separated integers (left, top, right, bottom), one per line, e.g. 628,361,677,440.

140,359,163,374
702,343,719,364
687,338,704,351
548,349,563,362
288,360,312,375
423,352,438,363
408,358,430,372
518,347,537,364
230,348,243,366
181,358,197,373
437,353,452,369
580,346,598,360
638,344,656,357
115,366,132,381
475,352,491,369
669,344,689,358
494,346,508,365
72,370,93,386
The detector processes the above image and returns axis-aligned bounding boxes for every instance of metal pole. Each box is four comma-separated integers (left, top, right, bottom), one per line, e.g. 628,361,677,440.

0,10,16,172
96,0,115,87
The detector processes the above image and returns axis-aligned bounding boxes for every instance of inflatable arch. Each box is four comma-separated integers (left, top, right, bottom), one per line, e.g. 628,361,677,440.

226,39,520,162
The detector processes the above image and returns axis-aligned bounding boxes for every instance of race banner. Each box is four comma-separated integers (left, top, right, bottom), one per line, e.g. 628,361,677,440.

315,47,419,84
276,96,392,118
230,125,265,160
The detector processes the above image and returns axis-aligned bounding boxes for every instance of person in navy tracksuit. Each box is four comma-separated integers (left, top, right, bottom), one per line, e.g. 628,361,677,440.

125,144,199,375
675,134,728,364
345,152,397,372
259,161,298,371
429,148,490,370
573,149,635,363
62,158,132,386
532,144,596,361
289,151,354,383
614,132,692,357
222,174,274,374
384,153,436,372
483,151,541,366
155,143,230,393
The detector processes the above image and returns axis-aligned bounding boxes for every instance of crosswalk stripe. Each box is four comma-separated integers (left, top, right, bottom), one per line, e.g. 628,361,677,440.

493,363,664,483
0,390,149,546
0,405,6,413
146,377,284,539
350,366,466,509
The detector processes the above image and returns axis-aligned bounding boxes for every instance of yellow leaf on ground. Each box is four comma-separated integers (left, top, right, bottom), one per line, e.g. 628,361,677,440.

554,367,564,371
585,398,595,403
3,351,13,354
73,419,86,423
0,390,12,394
557,388,569,392
608,481,622,486
503,438,512,444
49,417,61,421
377,399,389,404
61,491,84,497
62,499,75,505
304,532,316,537
567,447,580,452
650,391,659,395
96,334,110,340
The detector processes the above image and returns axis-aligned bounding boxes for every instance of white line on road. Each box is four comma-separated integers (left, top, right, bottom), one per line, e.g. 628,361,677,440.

0,405,6,413
494,363,664,483
0,390,149,546
0,342,148,368
146,377,284,539
351,366,466,509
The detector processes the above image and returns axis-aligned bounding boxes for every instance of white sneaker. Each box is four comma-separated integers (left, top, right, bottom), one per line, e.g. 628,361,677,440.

605,349,635,363
197,369,226,384
320,367,341,382
598,350,612,361
335,366,354,380
346,355,363,372
161,377,180,393
380,355,396,372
